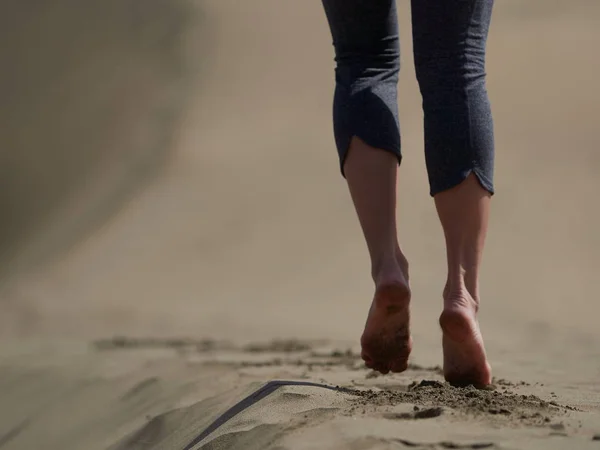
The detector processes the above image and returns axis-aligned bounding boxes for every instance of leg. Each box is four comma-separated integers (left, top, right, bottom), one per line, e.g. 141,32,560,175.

321,0,411,374
412,0,495,386
437,175,491,387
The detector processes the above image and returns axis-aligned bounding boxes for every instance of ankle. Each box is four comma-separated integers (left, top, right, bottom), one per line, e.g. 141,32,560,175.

395,247,409,275
447,263,479,294
444,278,480,313
371,248,409,283
371,257,396,285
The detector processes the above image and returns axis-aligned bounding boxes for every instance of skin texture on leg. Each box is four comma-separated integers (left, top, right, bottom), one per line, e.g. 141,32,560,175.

344,137,411,375
435,174,492,387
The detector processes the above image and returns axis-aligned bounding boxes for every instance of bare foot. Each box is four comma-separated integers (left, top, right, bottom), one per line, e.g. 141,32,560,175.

439,289,491,387
361,258,412,374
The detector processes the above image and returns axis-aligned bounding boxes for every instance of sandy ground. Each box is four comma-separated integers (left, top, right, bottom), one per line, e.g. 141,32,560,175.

1,0,600,449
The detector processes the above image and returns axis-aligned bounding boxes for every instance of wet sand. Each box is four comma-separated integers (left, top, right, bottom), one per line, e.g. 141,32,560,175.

0,0,599,449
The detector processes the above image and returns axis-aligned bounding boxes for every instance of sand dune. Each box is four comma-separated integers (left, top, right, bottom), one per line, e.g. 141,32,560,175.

0,0,599,449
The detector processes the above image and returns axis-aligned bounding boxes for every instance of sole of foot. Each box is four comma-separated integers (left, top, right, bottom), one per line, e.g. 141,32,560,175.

361,283,412,374
439,305,492,388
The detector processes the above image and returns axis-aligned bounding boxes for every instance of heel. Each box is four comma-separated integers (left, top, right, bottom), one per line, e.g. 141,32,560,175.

439,309,470,344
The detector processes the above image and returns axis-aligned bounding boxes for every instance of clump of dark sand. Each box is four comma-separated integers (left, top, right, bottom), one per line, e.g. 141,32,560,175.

348,379,571,426
385,406,445,420
395,439,495,449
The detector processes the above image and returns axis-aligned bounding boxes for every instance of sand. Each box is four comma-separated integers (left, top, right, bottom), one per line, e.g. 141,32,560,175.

1,0,599,449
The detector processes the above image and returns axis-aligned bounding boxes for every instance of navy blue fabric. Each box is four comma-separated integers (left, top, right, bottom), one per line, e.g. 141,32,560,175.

321,0,495,196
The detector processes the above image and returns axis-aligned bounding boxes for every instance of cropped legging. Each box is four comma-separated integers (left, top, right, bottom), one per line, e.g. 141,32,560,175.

321,0,495,196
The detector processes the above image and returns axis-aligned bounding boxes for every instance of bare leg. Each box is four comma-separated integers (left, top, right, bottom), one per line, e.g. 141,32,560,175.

344,137,411,374
435,174,492,387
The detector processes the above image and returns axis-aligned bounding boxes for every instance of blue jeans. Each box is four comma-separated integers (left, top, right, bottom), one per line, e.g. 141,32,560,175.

321,0,495,196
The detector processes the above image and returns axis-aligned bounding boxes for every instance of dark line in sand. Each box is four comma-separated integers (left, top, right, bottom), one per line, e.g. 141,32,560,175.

183,380,353,450
395,439,496,449
0,419,30,448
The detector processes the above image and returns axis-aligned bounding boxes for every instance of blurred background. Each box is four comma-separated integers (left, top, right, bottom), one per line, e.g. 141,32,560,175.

0,0,599,380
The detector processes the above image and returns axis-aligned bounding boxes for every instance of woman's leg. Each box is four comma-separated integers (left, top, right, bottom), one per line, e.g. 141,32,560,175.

321,0,411,374
412,0,495,387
